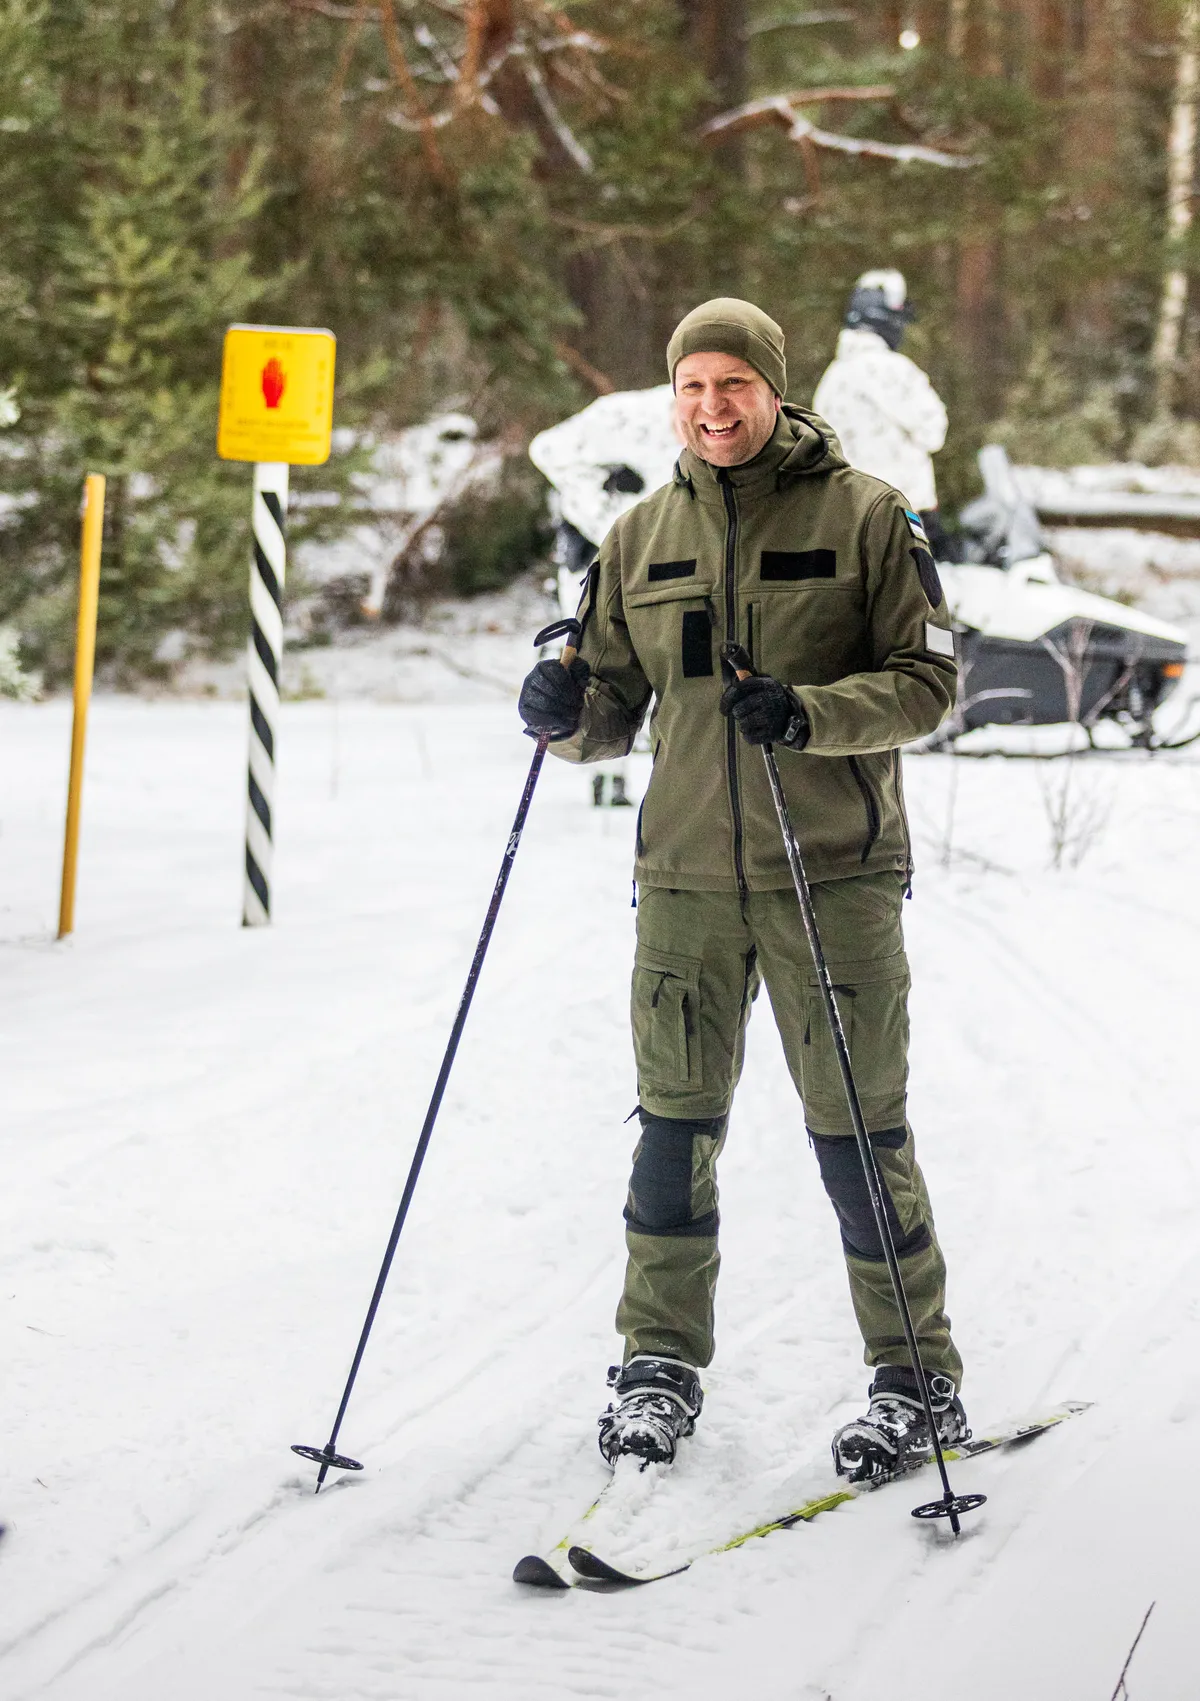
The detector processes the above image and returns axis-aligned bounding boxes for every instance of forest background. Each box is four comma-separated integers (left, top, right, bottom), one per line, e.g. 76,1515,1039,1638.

1,0,1198,680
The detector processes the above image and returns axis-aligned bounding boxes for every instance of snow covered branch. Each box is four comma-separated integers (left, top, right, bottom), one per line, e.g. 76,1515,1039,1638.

522,54,593,172
379,0,450,180
302,0,610,175
703,88,982,171
704,88,893,137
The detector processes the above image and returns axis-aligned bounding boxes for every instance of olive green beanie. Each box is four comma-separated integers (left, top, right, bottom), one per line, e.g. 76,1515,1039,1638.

666,297,787,398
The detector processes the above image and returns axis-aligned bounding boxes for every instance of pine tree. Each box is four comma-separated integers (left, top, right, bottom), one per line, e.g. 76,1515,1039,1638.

0,1,276,679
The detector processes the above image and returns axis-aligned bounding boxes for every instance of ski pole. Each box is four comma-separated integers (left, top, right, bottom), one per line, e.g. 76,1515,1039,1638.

293,618,582,1490
721,642,984,1535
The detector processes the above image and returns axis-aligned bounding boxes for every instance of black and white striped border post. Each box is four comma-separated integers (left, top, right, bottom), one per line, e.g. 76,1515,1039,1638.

243,461,288,926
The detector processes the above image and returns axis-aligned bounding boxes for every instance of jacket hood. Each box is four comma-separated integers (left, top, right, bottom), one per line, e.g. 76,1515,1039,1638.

674,404,846,498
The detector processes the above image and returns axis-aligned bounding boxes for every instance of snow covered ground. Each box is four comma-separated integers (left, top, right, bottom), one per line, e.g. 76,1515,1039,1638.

3,691,1200,1699
171,578,555,705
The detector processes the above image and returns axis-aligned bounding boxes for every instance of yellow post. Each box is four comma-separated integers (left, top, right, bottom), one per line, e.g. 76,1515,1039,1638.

57,474,106,939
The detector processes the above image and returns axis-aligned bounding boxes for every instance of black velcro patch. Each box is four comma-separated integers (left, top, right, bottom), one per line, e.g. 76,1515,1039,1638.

648,558,697,582
761,549,836,581
681,609,713,677
911,547,943,607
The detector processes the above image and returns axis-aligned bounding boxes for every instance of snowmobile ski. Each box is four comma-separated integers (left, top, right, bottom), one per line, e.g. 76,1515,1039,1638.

559,1400,1091,1588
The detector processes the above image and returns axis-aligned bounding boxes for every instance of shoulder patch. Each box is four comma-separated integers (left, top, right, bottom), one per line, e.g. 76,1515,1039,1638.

910,546,943,608
924,621,955,659
904,508,930,545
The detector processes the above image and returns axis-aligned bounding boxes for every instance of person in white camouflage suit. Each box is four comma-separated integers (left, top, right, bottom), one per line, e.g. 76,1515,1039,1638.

529,386,682,805
813,270,958,561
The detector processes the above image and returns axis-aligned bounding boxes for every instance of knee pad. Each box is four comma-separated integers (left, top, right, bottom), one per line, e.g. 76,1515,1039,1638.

624,1109,723,1237
810,1127,931,1262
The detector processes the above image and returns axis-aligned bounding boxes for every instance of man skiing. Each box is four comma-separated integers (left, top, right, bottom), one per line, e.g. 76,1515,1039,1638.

517,297,966,1486
813,269,957,560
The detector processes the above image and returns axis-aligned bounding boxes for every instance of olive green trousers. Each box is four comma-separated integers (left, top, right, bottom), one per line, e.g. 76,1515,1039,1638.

616,876,962,1387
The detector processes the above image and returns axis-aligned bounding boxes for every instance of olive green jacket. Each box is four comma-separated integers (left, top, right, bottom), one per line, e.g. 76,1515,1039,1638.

551,406,956,891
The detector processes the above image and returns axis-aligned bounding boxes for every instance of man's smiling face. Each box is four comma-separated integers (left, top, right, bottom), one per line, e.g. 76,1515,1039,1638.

673,351,781,468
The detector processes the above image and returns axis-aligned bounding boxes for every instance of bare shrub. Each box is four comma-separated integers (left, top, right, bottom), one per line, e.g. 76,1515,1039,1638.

1037,619,1114,869
1038,760,1112,869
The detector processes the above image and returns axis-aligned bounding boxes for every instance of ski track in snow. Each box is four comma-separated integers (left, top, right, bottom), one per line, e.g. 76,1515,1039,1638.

2,698,1199,1699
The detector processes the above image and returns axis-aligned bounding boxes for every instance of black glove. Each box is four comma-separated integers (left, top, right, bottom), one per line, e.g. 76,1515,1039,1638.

719,673,810,749
518,656,591,738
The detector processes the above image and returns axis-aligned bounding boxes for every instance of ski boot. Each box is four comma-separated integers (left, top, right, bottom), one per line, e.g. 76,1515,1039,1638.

609,775,634,807
832,1365,969,1485
598,1355,703,1468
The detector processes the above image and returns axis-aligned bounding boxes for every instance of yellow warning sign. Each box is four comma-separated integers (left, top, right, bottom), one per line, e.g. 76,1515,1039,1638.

217,324,336,465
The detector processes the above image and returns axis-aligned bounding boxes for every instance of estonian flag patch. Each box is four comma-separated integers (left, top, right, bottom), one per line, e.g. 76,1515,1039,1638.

904,508,930,546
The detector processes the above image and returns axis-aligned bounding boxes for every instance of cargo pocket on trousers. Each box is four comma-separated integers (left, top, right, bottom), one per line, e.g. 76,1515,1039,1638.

803,953,910,1118
632,945,703,1088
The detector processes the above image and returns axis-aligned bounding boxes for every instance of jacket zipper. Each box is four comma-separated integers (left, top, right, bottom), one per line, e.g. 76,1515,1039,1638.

718,470,748,899
847,755,881,864
892,747,913,894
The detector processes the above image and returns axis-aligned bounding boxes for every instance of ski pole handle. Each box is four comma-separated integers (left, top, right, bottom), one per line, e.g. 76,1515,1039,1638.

721,641,755,682
535,617,581,670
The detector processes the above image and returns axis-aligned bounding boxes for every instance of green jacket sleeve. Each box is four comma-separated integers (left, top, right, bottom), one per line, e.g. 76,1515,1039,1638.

790,493,956,757
549,526,654,765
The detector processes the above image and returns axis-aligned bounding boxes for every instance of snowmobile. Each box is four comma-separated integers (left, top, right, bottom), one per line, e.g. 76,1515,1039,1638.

936,446,1190,748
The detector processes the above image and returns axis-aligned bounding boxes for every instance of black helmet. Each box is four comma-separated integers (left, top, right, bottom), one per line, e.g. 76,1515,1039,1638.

844,268,915,351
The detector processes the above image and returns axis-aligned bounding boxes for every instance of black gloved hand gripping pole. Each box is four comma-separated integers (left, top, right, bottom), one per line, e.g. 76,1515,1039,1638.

721,643,983,1534
293,619,582,1490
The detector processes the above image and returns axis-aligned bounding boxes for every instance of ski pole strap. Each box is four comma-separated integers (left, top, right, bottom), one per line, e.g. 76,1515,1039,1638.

535,616,582,669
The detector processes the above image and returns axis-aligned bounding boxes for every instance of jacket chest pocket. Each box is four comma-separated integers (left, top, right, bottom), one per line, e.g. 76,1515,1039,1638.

632,945,703,1087
744,581,864,684
625,580,718,682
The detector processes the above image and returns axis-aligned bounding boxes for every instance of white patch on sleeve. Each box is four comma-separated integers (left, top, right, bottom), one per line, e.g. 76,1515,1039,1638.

924,622,955,658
